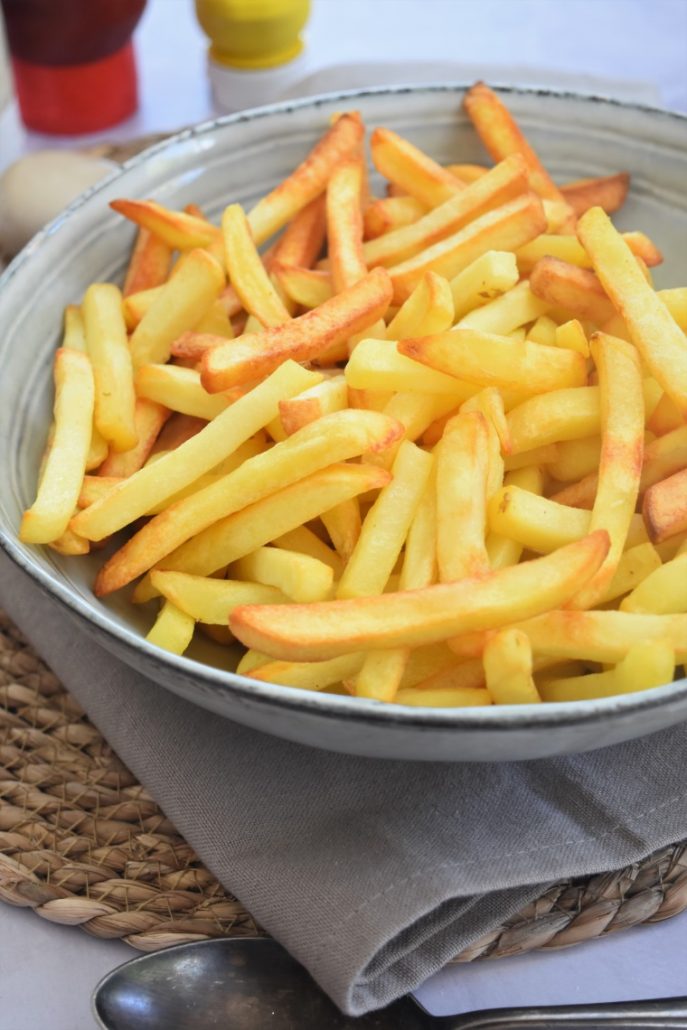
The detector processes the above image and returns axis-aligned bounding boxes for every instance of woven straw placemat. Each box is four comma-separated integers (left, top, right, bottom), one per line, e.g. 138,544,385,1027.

2,609,687,960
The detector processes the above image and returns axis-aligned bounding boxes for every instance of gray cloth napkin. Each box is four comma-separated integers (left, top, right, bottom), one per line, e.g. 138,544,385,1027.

2,548,687,1016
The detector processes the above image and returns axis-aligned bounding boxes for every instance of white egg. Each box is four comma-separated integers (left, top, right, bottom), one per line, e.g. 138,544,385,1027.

0,150,117,256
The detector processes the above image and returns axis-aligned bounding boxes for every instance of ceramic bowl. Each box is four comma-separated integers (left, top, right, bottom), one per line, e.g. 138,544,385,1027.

1,86,686,761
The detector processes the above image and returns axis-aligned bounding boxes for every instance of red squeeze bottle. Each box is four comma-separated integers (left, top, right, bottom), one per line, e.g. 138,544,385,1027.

1,0,147,134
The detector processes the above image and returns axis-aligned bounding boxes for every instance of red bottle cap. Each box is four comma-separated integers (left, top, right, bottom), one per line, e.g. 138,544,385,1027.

11,40,139,135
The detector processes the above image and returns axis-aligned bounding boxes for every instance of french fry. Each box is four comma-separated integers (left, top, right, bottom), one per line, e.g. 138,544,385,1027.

483,628,541,704
98,400,169,478
647,392,683,437
151,570,286,622
448,251,519,320
548,436,601,485
446,163,489,184
436,412,490,581
146,600,195,655
570,333,644,609
222,204,291,327
72,361,320,542
363,154,528,269
95,409,403,594
278,375,348,435
370,126,465,207
135,364,237,421
20,349,95,544
507,387,600,454
82,283,137,452
643,468,687,544
486,465,544,570
78,475,122,508
597,542,662,606
232,547,333,602
449,610,687,664
249,653,365,691
503,444,558,471
385,271,454,339
60,305,108,470
353,649,410,702
363,196,427,239
577,207,687,416
110,199,222,250
268,195,326,269
456,279,549,334
149,413,207,458
326,156,367,292
516,230,661,274
200,267,393,393
540,642,674,702
134,463,392,601
526,315,557,347
193,298,234,338
229,531,609,661
337,440,433,598
398,329,587,396
388,192,546,303
272,265,332,309
554,319,590,358
129,249,225,368
272,526,343,577
368,392,458,470
346,337,476,399
660,287,687,332
247,112,364,245
529,257,615,325
620,542,687,613
464,82,575,225
122,285,162,331
123,226,172,297
560,172,630,217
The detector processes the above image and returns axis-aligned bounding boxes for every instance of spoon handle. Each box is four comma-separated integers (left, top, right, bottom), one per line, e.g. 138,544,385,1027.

433,995,687,1029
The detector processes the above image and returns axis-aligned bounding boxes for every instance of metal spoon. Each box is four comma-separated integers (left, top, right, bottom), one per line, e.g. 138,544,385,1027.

92,937,687,1029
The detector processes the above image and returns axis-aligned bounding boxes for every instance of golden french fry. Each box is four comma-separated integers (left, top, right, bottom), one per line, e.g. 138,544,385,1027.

448,251,519,321
370,126,465,207
486,465,544,570
516,231,661,275
449,610,687,664
200,267,392,393
483,628,541,704
326,155,367,291
129,249,225,368
363,154,528,269
123,226,172,297
249,653,365,691
272,265,332,309
643,468,687,544
82,283,137,453
464,82,575,223
96,409,402,594
232,547,333,603
151,570,286,622
385,271,454,339
560,172,630,217
540,642,674,702
20,349,95,544
368,392,458,471
146,599,195,655
398,328,587,396
110,199,221,250
596,542,661,604
337,440,433,598
647,392,683,437
503,444,558,471
526,315,557,347
222,203,290,328
529,257,615,325
278,374,348,435
318,498,363,562
554,318,590,358
134,463,392,602
272,525,343,577
363,196,427,239
548,436,601,486
61,305,108,470
446,163,489,184
436,412,490,581
268,195,326,269
488,485,590,553
506,387,600,454
388,192,546,303
456,279,548,334
149,413,207,458
135,363,238,420
229,531,609,661
620,543,687,613
98,400,169,478
72,361,320,542
346,337,476,399
78,475,121,508
247,113,364,245
571,333,644,609
577,207,687,416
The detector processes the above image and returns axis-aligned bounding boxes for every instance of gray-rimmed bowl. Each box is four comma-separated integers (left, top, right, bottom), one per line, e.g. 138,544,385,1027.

1,85,686,762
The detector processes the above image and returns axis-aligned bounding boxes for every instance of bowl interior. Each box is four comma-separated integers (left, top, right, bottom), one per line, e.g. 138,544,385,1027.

1,85,687,751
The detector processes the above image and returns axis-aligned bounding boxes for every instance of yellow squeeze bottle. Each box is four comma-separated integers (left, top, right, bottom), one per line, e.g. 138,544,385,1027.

195,0,311,112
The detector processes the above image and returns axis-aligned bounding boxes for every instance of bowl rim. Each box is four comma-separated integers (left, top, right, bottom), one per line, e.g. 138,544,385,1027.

2,81,687,735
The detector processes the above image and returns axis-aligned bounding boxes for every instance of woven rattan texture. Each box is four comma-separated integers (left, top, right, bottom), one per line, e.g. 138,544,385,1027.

2,607,687,958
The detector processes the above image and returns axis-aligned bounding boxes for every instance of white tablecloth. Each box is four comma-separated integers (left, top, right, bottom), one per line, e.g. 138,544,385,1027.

1,0,687,1025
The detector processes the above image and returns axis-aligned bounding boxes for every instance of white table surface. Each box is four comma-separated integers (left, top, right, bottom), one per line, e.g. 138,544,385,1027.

2,0,687,1026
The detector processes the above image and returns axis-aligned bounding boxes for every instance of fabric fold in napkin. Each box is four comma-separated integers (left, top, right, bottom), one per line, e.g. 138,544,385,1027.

2,549,687,1016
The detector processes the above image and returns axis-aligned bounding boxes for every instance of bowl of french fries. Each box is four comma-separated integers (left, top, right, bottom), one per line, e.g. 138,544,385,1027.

1,84,686,761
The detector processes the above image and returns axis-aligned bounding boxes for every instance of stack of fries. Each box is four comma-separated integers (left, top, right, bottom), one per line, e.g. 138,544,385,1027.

20,83,687,708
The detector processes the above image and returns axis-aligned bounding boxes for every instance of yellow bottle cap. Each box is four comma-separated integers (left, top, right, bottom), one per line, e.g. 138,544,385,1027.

195,0,311,71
